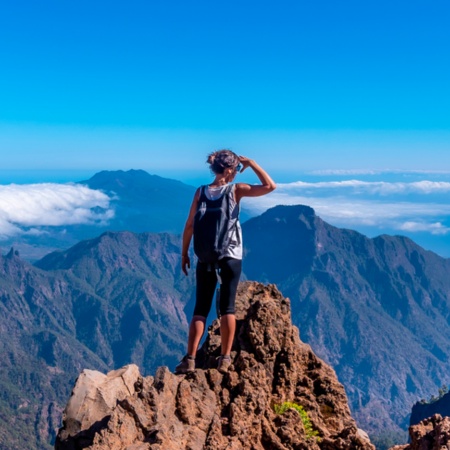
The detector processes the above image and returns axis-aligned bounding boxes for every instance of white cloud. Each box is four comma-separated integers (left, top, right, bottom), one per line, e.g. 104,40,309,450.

397,221,450,235
310,169,450,176
0,183,114,238
242,192,450,235
251,179,450,236
277,180,450,195
245,193,450,221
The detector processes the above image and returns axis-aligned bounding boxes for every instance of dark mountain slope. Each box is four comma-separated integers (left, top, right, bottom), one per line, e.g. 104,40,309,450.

0,232,195,449
35,231,194,372
409,387,450,427
80,169,196,234
243,205,450,433
0,249,108,450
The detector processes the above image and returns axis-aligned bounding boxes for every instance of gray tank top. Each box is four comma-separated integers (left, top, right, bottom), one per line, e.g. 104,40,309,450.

205,184,243,260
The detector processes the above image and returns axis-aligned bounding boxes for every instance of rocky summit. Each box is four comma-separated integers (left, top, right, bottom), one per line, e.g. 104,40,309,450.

55,282,374,450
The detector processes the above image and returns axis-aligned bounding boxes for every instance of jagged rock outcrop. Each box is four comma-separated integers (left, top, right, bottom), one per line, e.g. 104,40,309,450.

56,282,374,450
389,414,450,450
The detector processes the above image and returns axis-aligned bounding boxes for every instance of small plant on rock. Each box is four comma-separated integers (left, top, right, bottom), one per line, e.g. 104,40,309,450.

273,401,320,441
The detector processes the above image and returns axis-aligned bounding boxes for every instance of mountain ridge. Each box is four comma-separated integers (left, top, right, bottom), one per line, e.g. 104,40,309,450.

0,231,194,449
243,204,450,434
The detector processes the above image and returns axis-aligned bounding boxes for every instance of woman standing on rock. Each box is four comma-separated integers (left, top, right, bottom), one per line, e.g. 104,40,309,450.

175,149,276,374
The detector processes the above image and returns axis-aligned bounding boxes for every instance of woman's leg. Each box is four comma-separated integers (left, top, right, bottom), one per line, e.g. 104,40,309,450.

188,261,217,356
220,314,236,356
187,315,206,356
176,262,218,374
218,258,242,356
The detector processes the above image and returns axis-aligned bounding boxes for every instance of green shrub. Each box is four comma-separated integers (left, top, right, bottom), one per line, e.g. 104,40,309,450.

273,401,320,441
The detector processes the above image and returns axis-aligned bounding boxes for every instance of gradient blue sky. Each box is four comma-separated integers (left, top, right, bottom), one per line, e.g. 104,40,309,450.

1,1,450,256
1,0,449,174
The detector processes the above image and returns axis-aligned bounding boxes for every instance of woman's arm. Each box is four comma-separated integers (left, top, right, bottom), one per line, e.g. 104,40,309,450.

181,188,200,275
235,156,276,203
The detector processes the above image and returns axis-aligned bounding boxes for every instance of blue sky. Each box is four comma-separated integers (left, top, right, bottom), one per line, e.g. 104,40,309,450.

1,1,450,256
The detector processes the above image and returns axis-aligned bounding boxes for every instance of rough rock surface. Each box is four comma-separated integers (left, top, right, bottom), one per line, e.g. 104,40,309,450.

56,365,141,449
389,414,450,450
56,281,374,450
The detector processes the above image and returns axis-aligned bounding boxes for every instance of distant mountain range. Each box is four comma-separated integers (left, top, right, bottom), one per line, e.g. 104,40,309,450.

0,170,196,261
2,172,450,449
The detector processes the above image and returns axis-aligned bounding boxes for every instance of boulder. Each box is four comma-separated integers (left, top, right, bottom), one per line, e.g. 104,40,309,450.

56,364,141,449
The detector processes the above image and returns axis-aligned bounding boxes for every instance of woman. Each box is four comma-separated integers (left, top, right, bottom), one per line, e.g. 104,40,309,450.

175,149,276,374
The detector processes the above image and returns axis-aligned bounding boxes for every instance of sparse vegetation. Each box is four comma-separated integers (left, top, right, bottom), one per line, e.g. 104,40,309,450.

273,401,320,441
419,384,449,404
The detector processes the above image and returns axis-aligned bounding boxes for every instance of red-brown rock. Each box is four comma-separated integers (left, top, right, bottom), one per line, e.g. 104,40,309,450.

56,281,374,450
389,414,450,450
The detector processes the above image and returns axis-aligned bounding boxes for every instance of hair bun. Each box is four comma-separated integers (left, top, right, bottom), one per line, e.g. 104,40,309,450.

206,149,239,175
207,152,217,165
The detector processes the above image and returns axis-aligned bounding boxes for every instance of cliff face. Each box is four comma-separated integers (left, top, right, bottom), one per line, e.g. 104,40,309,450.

36,231,194,372
0,248,108,450
56,282,374,450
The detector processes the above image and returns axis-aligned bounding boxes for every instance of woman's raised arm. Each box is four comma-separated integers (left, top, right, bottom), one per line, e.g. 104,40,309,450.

235,156,276,203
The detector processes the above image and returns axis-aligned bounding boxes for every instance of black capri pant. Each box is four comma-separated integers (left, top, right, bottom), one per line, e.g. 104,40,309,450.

193,257,242,318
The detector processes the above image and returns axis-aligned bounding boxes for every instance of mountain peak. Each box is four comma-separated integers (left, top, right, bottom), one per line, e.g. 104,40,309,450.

260,204,316,220
81,169,192,191
56,282,374,450
75,169,197,234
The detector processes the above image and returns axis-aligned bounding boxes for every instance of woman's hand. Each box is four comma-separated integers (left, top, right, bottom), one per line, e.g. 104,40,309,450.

234,155,276,202
182,255,191,276
238,155,254,173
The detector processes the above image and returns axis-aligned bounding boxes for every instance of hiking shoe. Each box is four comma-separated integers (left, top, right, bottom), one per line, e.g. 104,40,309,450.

217,355,232,374
175,355,195,374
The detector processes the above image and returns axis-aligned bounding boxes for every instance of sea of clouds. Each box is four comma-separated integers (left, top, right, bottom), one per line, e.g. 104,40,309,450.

245,176,450,237
0,183,114,238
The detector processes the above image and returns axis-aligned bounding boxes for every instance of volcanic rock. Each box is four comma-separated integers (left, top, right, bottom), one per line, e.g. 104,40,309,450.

389,414,450,450
56,365,141,448
55,281,374,450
